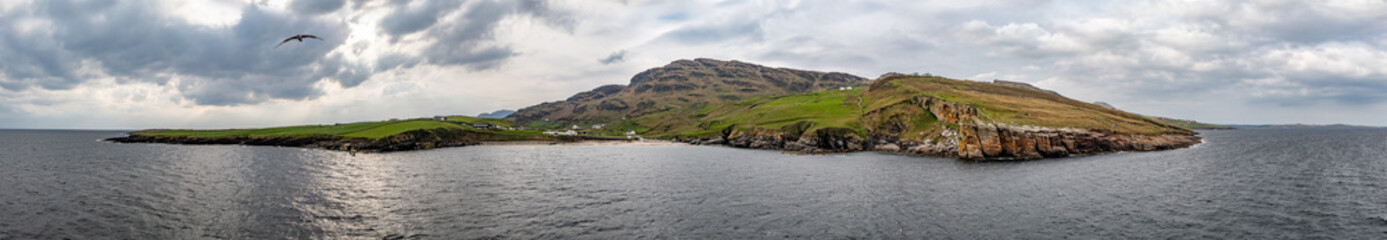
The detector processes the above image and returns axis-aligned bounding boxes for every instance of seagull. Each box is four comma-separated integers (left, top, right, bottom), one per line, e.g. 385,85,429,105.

275,34,322,48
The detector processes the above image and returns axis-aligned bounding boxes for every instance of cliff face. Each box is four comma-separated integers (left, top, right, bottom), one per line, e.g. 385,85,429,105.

911,95,1199,160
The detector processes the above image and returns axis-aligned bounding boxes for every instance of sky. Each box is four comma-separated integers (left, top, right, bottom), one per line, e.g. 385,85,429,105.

0,0,1384,130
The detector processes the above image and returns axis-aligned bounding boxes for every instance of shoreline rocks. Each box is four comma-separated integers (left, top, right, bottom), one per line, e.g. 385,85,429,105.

675,126,1200,160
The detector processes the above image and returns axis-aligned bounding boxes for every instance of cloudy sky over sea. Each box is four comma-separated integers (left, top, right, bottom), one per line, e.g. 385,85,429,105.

0,0,1383,129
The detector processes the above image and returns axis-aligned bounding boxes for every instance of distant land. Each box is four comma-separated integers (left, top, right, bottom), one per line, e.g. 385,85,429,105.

111,58,1216,160
477,109,516,119
1152,117,1234,130
1086,100,1232,130
1222,124,1383,129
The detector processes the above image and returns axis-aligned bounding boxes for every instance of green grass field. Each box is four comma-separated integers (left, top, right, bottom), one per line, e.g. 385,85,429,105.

637,89,866,138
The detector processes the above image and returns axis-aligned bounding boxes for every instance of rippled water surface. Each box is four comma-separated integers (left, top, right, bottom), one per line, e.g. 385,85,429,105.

3,129,1387,239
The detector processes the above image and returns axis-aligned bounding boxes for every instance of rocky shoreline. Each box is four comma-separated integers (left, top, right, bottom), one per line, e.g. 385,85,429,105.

675,126,1201,160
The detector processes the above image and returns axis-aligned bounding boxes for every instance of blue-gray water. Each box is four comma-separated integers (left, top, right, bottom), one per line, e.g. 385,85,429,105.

2,129,1386,239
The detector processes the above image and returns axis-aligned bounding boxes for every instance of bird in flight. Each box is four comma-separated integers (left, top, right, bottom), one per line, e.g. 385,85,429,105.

275,34,322,48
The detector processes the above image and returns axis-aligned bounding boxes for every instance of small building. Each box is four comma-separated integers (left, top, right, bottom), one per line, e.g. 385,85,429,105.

471,123,496,129
591,124,605,129
433,116,447,121
543,130,578,136
571,125,581,130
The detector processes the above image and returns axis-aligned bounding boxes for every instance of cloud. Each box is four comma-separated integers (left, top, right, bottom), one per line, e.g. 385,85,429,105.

956,0,1387,111
3,0,1387,128
0,1,351,105
656,21,764,45
0,0,577,106
290,0,346,15
598,50,626,64
378,0,460,37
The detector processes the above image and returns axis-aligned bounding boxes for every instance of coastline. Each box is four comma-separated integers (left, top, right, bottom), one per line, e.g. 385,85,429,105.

105,133,690,154
675,127,1202,160
105,125,1193,159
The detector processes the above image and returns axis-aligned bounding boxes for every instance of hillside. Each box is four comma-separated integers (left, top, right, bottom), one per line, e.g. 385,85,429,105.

507,58,868,125
477,110,516,119
637,74,1200,160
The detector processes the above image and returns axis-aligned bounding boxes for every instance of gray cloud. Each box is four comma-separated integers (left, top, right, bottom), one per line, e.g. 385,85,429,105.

598,50,626,64
0,1,351,106
957,1,1387,109
376,0,571,71
290,0,346,15
378,0,461,38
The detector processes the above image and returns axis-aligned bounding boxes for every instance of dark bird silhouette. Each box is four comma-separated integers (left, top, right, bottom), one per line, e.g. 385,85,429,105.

275,34,322,48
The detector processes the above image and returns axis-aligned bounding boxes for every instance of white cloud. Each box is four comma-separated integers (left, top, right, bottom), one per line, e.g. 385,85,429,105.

1,0,1386,129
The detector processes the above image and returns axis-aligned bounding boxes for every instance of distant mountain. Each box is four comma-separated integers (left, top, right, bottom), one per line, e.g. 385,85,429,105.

1091,101,1117,110
992,80,1060,96
1151,116,1233,130
507,58,869,124
1085,102,1229,130
477,109,516,119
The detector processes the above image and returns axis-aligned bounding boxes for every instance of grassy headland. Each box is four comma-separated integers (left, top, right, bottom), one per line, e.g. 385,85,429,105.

113,116,564,152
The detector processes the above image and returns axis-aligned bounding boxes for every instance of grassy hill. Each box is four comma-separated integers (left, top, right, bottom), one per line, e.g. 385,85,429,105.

507,58,869,125
632,74,1192,140
870,75,1191,135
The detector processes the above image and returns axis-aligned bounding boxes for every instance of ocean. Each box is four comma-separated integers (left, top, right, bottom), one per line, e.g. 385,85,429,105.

2,129,1386,239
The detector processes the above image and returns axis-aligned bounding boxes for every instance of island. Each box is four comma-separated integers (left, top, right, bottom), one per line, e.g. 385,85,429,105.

110,58,1209,160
